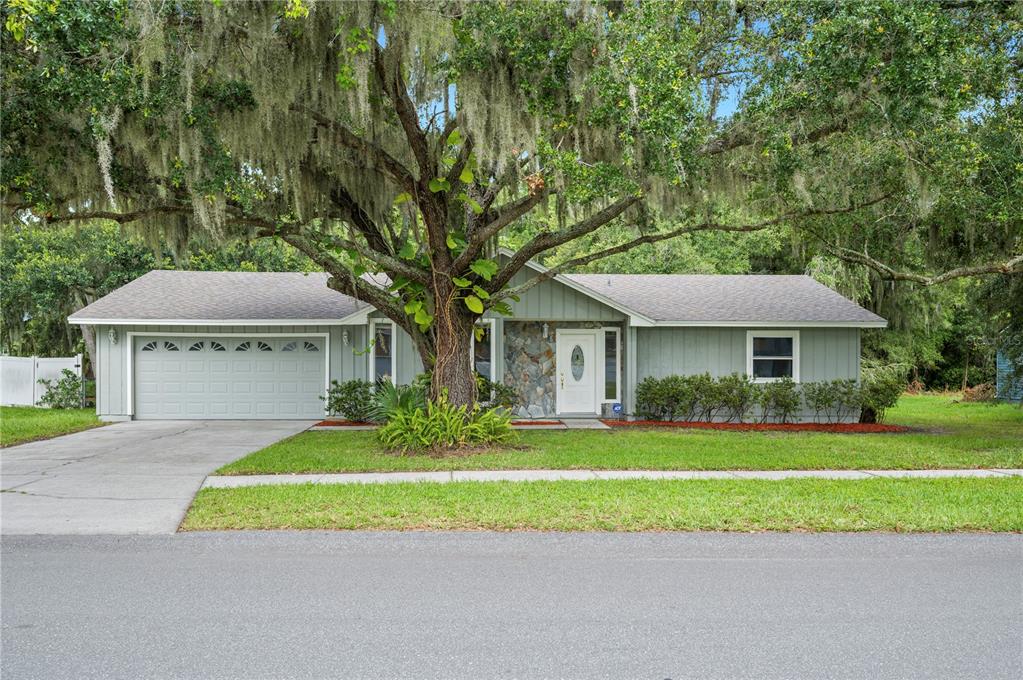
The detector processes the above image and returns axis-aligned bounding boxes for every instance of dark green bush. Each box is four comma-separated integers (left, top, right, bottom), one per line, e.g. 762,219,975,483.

859,364,906,423
692,373,718,421
377,395,516,453
635,375,699,420
834,379,862,417
37,369,82,409
321,379,374,422
801,381,838,423
757,377,801,423
716,373,756,422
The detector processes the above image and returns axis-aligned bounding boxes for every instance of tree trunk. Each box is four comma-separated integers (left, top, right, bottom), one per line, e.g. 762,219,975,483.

80,324,97,379
430,298,478,408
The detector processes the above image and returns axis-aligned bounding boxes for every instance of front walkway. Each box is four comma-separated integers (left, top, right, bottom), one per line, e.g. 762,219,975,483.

1,420,314,534
203,468,1023,488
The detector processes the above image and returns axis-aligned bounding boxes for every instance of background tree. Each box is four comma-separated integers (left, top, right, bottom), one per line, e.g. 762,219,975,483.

3,0,1020,405
0,221,313,372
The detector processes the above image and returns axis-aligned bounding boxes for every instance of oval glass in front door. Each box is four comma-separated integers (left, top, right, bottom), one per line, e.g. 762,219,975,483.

570,345,585,381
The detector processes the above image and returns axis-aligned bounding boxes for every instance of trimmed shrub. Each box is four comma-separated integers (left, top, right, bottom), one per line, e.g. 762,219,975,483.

635,375,700,421
834,379,863,418
802,381,838,423
757,377,801,423
716,373,757,422
322,379,374,422
377,395,515,453
692,373,718,421
859,364,906,423
37,369,82,409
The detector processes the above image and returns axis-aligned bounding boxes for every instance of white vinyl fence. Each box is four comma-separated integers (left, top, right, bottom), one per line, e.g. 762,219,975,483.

0,354,82,406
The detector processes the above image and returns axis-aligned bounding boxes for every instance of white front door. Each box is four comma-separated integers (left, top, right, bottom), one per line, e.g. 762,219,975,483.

556,330,599,415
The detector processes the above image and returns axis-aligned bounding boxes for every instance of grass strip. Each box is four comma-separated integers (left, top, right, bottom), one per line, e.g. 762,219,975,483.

0,407,103,448
182,477,1023,533
217,397,1023,475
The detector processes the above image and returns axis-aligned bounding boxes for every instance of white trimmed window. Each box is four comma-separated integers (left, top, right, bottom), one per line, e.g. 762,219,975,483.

747,330,800,383
471,319,496,381
602,327,620,402
370,321,395,384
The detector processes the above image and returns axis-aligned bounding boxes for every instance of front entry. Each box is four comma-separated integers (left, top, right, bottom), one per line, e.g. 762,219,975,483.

555,329,599,415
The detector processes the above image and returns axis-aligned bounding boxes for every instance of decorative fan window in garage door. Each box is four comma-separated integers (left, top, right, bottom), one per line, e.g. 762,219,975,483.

141,341,158,352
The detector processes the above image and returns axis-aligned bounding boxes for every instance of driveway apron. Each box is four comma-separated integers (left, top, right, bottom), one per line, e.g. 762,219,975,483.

1,421,312,535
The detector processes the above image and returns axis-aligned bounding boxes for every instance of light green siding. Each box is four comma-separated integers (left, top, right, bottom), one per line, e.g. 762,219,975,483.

634,327,860,382
489,268,626,322
630,326,862,421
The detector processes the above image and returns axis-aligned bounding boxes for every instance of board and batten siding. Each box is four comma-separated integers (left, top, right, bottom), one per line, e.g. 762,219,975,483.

632,326,862,421
492,268,626,322
93,323,370,419
635,327,860,382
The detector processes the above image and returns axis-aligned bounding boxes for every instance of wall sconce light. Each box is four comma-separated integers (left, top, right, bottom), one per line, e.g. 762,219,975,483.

108,328,118,345
342,330,349,346
542,323,550,340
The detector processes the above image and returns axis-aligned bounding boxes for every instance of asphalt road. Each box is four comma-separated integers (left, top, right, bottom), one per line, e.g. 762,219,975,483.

2,532,1020,679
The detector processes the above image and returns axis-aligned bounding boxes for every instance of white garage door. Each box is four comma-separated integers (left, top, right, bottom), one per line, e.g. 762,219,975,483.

133,336,326,419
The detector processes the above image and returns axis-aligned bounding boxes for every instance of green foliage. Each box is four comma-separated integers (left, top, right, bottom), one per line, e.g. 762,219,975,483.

376,395,515,453
802,381,840,424
477,374,517,412
321,379,374,422
369,380,426,424
635,375,699,421
36,369,82,410
860,363,908,424
715,373,757,423
757,378,801,424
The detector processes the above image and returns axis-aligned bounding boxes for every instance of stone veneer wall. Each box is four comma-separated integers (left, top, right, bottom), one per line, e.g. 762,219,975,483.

503,321,619,418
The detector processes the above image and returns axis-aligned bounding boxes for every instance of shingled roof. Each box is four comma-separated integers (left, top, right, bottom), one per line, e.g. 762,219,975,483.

69,269,885,327
68,270,369,323
565,274,886,325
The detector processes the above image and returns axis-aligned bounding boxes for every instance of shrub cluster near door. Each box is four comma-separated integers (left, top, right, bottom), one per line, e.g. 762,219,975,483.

636,373,904,424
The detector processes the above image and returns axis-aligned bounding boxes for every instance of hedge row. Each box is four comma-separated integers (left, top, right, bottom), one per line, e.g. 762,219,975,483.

635,372,903,424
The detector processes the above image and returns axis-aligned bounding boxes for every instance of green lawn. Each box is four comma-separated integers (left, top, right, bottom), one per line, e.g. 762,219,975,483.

0,406,102,448
217,396,1023,474
182,477,1023,532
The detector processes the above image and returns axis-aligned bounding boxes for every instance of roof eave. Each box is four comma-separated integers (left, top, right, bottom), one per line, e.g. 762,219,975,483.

67,317,366,326
648,320,888,328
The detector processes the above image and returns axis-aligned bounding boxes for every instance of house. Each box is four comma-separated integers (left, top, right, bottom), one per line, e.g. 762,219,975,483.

995,350,1022,403
68,255,886,422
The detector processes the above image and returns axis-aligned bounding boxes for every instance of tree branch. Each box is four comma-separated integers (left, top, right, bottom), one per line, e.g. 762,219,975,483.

281,233,411,332
488,195,641,293
452,187,550,273
294,104,418,195
823,243,1023,285
701,117,850,156
494,194,893,302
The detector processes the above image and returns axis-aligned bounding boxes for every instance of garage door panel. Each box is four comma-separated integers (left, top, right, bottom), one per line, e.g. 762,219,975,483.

134,336,325,420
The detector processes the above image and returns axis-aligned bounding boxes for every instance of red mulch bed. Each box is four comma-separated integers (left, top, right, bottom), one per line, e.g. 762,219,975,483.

601,419,910,433
315,420,374,427
511,420,564,426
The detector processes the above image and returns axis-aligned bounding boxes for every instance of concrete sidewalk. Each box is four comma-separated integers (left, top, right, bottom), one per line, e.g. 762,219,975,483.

203,468,1023,488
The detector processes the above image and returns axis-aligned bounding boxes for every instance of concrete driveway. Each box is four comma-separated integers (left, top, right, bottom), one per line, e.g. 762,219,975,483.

1,421,312,535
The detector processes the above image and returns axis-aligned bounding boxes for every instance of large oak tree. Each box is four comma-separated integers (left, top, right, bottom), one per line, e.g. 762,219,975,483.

3,0,1020,405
